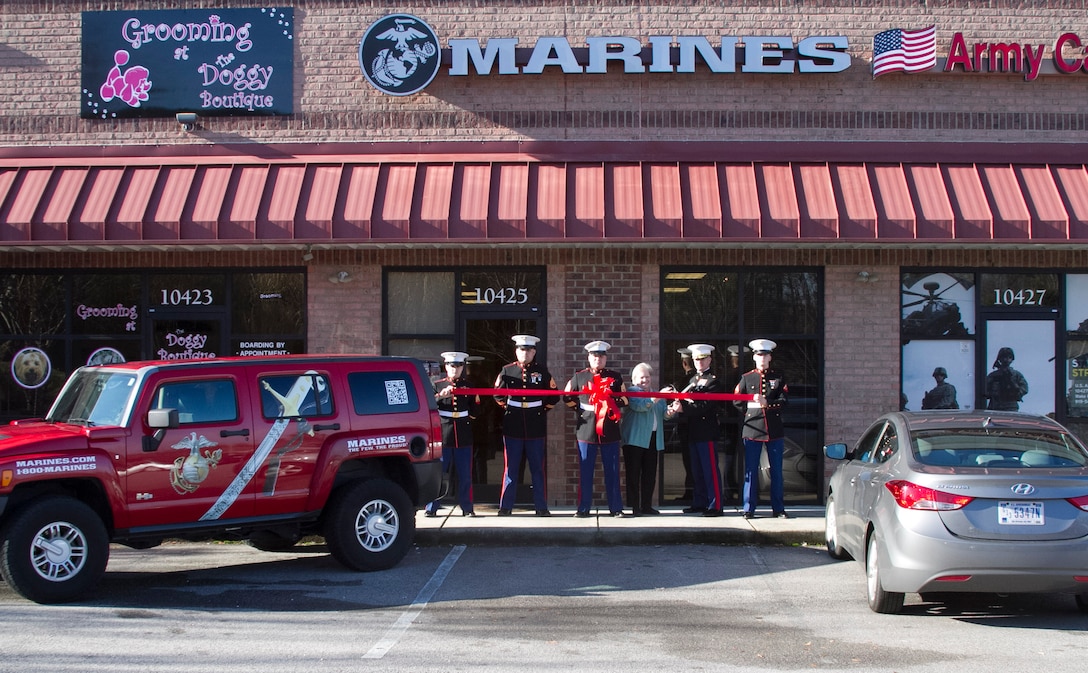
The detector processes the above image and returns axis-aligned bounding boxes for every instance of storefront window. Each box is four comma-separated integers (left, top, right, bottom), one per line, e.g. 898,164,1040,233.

980,272,1060,309
660,267,822,503
902,270,1082,420
1065,275,1088,418
661,271,739,335
387,271,455,335
384,268,545,365
0,269,305,422
230,272,306,355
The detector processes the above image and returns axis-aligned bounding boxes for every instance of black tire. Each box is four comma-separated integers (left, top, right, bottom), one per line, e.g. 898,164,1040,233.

246,530,302,552
824,496,851,560
866,533,905,614
323,478,414,572
0,496,109,604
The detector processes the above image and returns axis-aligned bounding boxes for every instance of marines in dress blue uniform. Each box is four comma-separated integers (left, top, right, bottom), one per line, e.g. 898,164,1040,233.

565,341,628,517
494,335,558,516
426,351,480,517
734,339,790,519
668,343,726,516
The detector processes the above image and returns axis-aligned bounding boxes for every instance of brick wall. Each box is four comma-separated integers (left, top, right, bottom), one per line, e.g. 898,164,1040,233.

823,265,901,482
4,1,1088,146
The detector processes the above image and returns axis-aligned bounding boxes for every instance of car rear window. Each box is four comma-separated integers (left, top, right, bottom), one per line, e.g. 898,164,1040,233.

912,430,1088,468
347,371,420,415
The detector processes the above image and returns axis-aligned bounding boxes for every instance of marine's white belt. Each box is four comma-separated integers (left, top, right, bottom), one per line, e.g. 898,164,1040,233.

439,410,469,418
508,400,542,408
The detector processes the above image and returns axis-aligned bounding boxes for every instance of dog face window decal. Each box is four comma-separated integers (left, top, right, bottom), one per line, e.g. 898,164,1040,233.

11,347,52,390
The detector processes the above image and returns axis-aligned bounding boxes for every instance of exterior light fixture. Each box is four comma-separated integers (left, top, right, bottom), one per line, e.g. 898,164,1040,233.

175,112,198,131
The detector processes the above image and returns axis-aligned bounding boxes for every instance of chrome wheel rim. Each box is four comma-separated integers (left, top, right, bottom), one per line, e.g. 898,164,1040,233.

355,499,399,552
30,521,88,582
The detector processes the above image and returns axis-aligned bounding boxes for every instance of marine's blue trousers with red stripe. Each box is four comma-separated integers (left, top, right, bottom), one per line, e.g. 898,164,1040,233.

689,440,723,512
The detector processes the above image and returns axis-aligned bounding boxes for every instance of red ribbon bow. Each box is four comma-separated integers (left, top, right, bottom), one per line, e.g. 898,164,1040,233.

582,372,622,436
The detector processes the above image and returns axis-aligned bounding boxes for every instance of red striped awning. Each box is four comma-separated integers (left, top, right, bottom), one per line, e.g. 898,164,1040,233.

3,153,1088,246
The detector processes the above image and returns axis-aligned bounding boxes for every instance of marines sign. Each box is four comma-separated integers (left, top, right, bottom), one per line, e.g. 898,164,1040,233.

358,13,851,96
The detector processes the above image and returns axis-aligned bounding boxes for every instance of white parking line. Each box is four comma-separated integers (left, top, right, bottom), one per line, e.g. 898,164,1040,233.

362,545,466,659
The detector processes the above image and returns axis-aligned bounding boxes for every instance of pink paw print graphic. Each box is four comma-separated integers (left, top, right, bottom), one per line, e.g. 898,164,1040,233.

99,50,153,108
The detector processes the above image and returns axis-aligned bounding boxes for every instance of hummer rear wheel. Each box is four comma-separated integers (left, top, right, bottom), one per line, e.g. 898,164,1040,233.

324,478,414,572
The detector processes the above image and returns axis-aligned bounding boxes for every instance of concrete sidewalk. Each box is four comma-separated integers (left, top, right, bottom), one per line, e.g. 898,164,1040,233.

414,504,827,547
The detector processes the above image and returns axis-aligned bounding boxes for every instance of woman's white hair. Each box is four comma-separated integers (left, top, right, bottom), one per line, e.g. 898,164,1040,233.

630,362,653,379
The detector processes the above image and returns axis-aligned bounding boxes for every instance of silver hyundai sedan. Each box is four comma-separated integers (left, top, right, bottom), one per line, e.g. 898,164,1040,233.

824,410,1088,614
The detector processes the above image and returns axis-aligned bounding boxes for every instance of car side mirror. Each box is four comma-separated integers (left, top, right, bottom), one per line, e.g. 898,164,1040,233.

824,442,848,461
148,408,179,429
144,408,180,452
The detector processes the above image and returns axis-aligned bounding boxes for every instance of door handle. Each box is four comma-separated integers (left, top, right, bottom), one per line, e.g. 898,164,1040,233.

313,423,341,432
220,428,250,437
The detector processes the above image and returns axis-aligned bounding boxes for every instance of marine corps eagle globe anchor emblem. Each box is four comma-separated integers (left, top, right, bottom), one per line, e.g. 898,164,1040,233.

359,14,441,96
170,432,223,494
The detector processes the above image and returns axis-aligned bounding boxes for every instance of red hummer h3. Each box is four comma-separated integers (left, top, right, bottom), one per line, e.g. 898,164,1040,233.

0,355,444,603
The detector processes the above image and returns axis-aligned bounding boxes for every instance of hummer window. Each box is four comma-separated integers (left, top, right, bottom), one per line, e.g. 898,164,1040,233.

259,373,333,419
153,379,238,424
348,371,419,415
48,370,137,426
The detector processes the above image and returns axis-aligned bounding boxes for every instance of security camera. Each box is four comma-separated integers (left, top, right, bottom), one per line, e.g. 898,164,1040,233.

175,112,198,131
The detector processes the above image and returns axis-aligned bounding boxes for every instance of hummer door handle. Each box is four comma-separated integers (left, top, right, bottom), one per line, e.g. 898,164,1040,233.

220,429,250,437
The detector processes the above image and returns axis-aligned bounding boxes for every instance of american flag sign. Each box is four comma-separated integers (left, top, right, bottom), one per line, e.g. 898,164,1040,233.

872,25,937,77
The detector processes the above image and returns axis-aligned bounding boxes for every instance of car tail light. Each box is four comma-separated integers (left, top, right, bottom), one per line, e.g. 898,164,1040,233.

1066,495,1088,511
885,480,974,510
935,575,972,582
429,411,444,459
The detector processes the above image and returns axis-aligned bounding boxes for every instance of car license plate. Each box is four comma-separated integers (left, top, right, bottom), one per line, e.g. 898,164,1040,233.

998,501,1044,525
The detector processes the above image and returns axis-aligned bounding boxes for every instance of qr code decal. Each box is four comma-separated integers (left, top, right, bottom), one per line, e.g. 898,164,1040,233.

385,379,409,406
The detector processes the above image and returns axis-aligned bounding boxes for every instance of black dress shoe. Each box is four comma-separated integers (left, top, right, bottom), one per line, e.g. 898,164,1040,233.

702,509,723,517
463,510,477,517
424,510,437,517
497,508,512,516
773,511,790,519
641,507,661,515
743,511,755,519
682,506,704,514
610,511,624,518
574,511,590,518
535,509,551,517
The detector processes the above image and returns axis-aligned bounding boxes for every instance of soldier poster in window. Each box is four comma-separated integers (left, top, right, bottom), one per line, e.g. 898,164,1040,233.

901,272,974,339
902,340,975,411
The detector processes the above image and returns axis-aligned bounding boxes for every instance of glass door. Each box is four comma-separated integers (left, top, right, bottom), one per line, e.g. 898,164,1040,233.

149,315,226,361
463,316,540,504
982,319,1055,416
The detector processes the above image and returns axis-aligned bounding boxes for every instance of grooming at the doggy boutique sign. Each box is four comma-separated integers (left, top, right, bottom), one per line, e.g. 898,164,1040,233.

80,7,294,119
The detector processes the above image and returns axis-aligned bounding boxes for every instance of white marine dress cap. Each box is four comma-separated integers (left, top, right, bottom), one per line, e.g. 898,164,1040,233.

441,351,469,364
748,338,777,353
584,340,611,354
688,344,715,358
511,334,541,348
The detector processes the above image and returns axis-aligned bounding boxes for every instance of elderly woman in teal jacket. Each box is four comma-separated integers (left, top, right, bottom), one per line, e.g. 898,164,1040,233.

620,362,672,516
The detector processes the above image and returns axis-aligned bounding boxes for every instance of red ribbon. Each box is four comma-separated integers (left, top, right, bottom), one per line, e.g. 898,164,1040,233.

452,388,755,402
582,372,622,436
